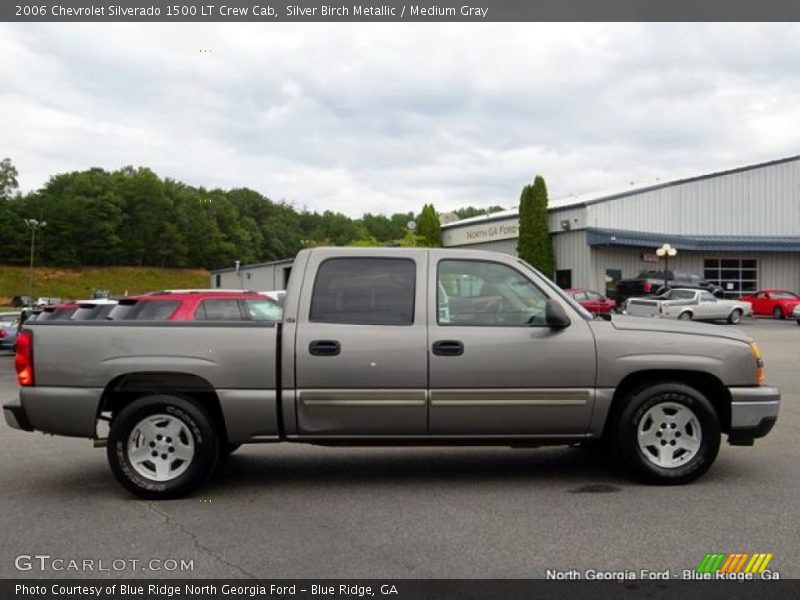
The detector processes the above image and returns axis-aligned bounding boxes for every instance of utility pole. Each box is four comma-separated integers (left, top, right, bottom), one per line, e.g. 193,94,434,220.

24,219,47,302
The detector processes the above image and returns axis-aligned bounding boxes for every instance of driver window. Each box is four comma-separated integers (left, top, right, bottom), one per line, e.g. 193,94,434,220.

438,260,548,326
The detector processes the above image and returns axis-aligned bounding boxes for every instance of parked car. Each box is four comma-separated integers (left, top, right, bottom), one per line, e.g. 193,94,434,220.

5,248,779,499
793,304,800,325
108,291,283,322
614,271,722,305
625,289,752,324
739,289,800,320
11,296,32,308
0,312,20,350
564,288,615,315
35,303,80,321
71,299,119,321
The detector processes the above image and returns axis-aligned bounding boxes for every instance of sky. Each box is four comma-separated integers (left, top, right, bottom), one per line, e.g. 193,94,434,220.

2,23,800,217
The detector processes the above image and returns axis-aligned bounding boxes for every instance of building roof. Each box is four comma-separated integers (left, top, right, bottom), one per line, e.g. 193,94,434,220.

211,257,295,274
586,228,800,253
442,153,800,230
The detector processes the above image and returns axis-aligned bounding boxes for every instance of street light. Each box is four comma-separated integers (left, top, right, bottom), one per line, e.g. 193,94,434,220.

655,243,677,292
24,219,47,303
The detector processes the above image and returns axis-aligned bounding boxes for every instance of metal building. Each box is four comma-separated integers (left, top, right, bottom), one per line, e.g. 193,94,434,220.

210,258,294,292
442,155,800,297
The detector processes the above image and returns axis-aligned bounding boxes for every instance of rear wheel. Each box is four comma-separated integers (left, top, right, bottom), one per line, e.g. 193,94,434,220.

107,394,220,499
728,309,742,325
614,382,720,485
773,306,784,319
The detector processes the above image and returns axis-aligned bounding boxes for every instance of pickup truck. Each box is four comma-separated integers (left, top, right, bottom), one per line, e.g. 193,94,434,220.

614,270,723,306
4,248,780,499
625,289,753,324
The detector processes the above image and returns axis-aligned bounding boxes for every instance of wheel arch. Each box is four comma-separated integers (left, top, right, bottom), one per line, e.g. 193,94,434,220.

98,372,228,444
603,370,732,438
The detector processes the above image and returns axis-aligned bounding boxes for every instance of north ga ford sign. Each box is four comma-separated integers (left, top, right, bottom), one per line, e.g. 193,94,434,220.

442,218,519,246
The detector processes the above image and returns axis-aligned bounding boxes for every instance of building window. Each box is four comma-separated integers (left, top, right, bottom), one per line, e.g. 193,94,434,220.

703,259,758,298
555,269,572,289
214,274,221,288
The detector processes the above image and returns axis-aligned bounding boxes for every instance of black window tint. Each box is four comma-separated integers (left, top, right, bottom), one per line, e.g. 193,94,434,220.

132,300,179,320
195,299,243,321
310,258,415,325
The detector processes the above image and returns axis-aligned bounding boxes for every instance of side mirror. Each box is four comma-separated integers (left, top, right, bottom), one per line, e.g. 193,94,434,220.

545,299,571,329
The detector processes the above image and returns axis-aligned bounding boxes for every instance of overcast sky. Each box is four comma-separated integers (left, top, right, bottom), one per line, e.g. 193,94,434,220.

2,23,800,216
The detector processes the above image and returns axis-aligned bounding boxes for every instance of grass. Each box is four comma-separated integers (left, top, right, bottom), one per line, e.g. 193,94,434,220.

0,266,210,304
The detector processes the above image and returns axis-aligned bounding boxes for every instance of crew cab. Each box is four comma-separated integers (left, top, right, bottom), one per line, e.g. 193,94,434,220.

4,248,780,499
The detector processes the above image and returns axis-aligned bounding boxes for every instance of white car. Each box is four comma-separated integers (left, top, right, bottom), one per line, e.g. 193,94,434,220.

793,304,800,325
626,288,752,324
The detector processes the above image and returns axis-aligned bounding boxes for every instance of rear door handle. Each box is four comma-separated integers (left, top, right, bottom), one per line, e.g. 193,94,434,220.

432,340,464,356
309,340,341,356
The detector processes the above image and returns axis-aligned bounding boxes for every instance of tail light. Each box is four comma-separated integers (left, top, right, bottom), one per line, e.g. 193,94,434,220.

15,330,34,386
643,281,652,293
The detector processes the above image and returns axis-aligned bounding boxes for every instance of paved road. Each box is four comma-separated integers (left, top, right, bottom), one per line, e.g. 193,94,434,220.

1,319,797,579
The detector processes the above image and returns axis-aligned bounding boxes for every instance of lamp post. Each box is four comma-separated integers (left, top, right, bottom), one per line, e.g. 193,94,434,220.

24,219,47,302
655,243,677,292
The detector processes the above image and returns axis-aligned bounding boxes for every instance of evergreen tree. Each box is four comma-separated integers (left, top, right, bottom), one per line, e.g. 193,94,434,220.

417,204,442,247
517,175,555,278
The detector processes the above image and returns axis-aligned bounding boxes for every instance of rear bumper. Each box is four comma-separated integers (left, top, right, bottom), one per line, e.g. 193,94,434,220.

4,387,103,438
3,399,33,432
727,386,780,445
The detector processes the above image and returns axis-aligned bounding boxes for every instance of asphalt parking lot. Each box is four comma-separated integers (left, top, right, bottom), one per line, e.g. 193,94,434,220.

0,318,797,580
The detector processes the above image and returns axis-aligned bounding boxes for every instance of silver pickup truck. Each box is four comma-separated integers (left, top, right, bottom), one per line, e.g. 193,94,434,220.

4,248,780,499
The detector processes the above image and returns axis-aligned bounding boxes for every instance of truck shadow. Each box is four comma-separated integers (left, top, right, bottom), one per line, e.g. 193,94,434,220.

206,445,631,492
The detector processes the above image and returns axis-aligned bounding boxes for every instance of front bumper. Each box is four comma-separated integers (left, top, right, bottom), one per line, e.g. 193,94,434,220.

727,386,780,445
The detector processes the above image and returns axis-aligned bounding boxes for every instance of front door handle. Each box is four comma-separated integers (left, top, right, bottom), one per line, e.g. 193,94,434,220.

432,340,464,356
309,340,341,356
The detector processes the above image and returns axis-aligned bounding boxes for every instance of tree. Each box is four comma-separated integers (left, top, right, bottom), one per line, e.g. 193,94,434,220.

0,158,19,200
417,203,442,247
517,175,555,278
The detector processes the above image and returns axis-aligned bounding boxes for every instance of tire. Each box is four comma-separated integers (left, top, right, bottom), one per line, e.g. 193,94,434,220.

678,311,693,321
107,394,220,500
614,382,720,485
773,306,784,320
727,309,742,325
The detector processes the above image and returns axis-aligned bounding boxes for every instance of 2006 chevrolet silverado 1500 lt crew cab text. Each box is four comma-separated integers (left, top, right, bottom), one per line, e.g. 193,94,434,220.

4,248,780,499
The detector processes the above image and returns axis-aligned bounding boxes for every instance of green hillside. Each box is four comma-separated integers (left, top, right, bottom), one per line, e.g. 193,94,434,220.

0,266,210,305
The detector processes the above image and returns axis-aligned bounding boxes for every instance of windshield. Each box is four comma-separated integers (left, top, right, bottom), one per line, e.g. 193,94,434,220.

771,291,799,299
516,259,593,321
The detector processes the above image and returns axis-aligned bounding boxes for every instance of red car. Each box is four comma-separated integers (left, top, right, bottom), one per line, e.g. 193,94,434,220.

739,289,800,319
107,291,283,321
564,288,616,315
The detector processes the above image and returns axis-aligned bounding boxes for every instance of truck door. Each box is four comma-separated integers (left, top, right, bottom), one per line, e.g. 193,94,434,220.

427,252,597,435
294,250,428,436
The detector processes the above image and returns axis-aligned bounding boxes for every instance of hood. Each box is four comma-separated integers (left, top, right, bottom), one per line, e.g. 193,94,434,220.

606,314,752,343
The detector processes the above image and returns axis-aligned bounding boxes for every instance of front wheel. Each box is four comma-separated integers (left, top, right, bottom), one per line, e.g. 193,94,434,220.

773,306,784,320
728,309,742,325
678,311,693,321
614,382,720,485
107,394,220,499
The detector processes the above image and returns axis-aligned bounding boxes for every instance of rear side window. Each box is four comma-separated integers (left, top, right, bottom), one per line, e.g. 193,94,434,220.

194,299,244,321
107,303,134,320
310,258,415,325
130,300,179,320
